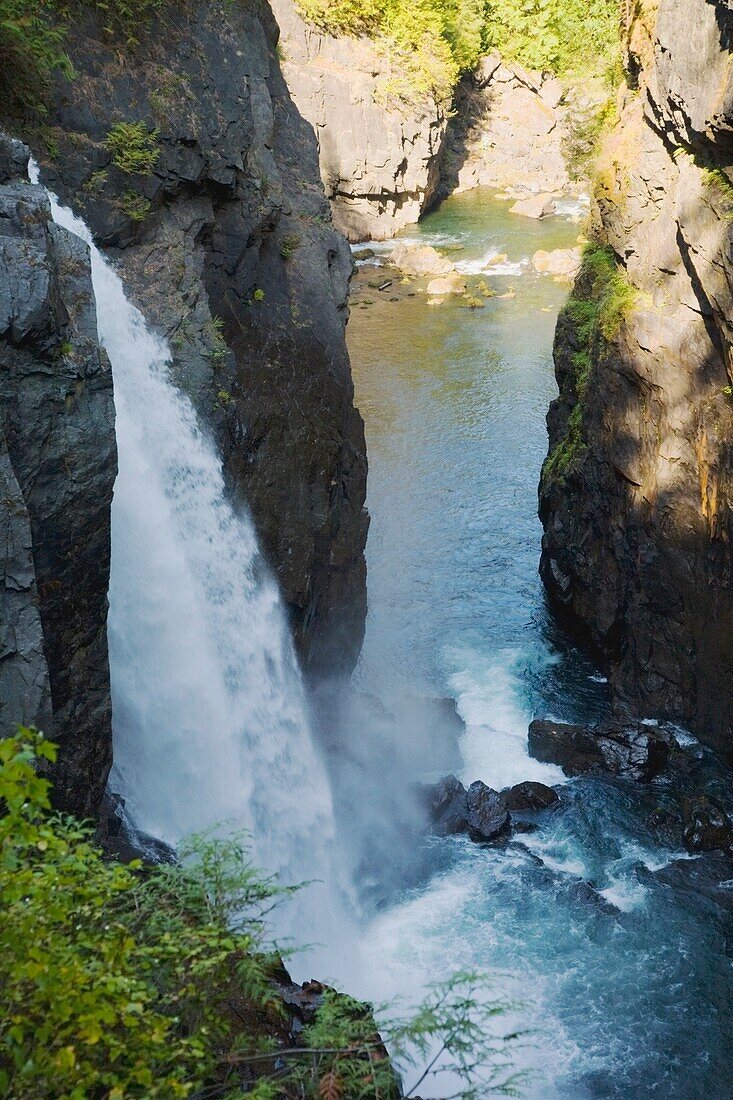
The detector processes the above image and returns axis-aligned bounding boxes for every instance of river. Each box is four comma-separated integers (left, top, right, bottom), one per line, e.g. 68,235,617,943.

340,188,733,1098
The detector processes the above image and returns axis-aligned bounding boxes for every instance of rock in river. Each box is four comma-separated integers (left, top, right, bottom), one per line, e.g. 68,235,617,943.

682,796,733,854
528,719,672,781
389,242,454,276
509,194,556,219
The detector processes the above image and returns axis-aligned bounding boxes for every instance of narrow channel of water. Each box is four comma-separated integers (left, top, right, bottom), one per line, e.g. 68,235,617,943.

343,189,733,1098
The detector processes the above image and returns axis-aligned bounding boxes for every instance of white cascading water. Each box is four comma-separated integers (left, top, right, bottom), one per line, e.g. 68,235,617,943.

30,163,341,950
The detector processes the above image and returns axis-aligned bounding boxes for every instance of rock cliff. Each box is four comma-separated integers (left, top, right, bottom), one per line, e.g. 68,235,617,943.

438,52,570,199
0,135,117,816
270,0,447,240
30,0,368,680
539,0,733,756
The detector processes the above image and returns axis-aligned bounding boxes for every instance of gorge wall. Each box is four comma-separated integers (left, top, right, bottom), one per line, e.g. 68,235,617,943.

30,0,368,683
270,0,447,241
272,0,575,240
539,0,733,755
0,135,116,817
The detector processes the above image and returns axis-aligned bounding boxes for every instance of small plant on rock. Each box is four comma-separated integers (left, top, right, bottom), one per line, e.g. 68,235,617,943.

106,121,160,175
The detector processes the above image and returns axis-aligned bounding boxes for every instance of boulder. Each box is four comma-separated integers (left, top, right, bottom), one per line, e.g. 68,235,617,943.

533,247,582,278
528,719,671,781
509,194,556,219
502,781,559,812
682,796,733,853
464,781,511,842
418,775,510,842
418,774,468,836
426,272,467,296
390,242,454,276
353,247,375,261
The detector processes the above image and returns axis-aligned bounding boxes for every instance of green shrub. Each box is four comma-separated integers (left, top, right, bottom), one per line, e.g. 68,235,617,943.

115,188,152,220
483,0,620,78
0,731,529,1099
106,120,160,174
295,0,621,104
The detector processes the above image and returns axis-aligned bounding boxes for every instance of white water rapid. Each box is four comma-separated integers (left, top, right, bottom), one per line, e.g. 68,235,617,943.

31,163,341,951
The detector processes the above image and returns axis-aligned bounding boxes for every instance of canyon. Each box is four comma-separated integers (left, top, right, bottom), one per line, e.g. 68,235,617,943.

2,0,733,1095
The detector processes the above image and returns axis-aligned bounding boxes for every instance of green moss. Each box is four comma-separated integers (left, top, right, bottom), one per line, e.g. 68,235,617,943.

543,244,636,483
105,121,159,175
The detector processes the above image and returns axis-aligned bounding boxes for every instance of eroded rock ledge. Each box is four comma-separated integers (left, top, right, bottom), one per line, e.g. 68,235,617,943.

539,0,733,757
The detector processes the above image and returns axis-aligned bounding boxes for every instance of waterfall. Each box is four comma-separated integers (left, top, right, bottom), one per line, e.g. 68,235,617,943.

30,163,338,916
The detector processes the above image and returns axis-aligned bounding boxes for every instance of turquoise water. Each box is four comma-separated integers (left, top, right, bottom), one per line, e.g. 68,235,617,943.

343,190,733,1098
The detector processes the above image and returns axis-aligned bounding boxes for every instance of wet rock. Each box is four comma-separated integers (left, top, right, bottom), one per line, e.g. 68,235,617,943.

353,248,375,261
426,272,467,296
643,853,733,913
465,781,511,842
682,796,733,854
533,247,582,279
509,194,556,219
528,719,671,781
418,775,510,842
0,136,116,817
502,781,560,811
390,242,454,276
420,774,469,836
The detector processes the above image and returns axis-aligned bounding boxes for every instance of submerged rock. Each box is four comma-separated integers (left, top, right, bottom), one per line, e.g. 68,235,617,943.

528,719,671,781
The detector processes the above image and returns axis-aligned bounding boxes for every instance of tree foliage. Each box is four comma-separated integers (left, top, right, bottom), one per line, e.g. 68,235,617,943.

0,731,529,1098
296,0,620,104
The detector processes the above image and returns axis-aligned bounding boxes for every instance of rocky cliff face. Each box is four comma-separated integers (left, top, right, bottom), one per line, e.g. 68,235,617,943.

31,0,368,679
0,135,117,815
270,0,447,241
539,0,733,756
438,52,570,200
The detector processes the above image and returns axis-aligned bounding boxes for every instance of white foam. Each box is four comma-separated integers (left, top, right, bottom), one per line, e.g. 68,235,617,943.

449,649,566,789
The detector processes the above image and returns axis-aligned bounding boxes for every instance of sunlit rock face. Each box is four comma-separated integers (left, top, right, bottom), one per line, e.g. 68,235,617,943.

539,0,733,756
269,0,448,242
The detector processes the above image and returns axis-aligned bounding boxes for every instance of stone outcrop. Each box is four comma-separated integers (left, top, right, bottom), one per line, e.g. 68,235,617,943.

0,135,117,817
438,53,571,200
419,774,558,842
32,0,368,680
270,0,446,241
539,0,733,756
528,719,672,782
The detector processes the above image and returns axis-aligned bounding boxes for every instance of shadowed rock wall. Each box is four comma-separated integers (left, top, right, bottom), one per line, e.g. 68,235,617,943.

31,0,368,680
539,0,733,756
0,136,117,815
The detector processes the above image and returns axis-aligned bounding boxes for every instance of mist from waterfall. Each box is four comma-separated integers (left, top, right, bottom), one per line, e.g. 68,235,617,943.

32,163,345,964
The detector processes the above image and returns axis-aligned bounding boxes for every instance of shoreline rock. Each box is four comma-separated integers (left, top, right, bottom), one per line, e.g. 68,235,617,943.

528,719,673,782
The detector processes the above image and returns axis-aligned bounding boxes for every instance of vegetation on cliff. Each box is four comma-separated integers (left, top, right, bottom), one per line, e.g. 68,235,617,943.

0,731,528,1098
295,0,620,103
542,244,636,483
